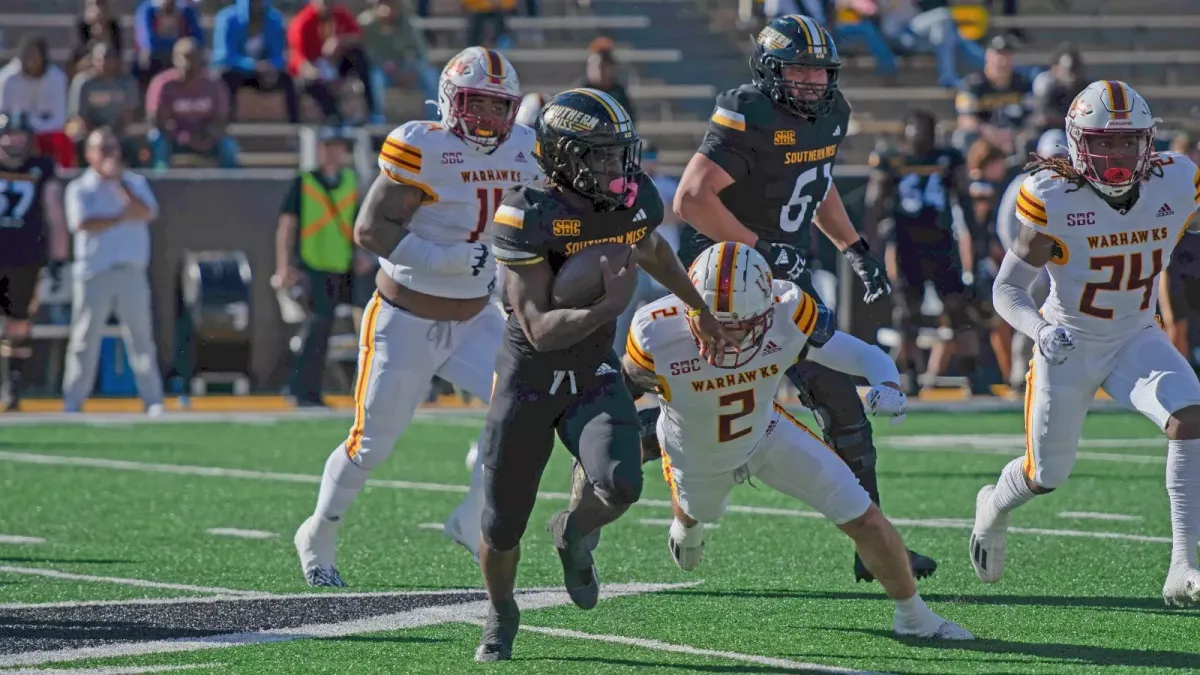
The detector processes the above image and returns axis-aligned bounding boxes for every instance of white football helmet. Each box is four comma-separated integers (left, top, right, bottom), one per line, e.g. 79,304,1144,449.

689,242,775,369
1065,80,1157,197
437,47,522,153
515,92,545,127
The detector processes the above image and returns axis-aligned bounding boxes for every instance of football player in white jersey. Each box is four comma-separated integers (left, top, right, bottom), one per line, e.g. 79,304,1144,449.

294,46,536,587
624,242,973,639
975,80,1200,606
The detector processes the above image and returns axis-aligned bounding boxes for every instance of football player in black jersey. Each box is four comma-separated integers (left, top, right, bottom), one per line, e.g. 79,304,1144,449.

661,15,936,583
476,89,733,662
865,109,985,396
0,111,67,411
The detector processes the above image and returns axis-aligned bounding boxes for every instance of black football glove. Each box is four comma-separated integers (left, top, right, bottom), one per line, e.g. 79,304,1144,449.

754,240,805,282
47,260,64,294
843,238,891,304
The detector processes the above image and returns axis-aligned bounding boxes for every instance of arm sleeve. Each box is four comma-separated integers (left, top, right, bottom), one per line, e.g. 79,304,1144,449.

490,193,547,266
696,90,759,183
996,174,1025,250
806,331,899,386
377,121,439,202
993,249,1052,341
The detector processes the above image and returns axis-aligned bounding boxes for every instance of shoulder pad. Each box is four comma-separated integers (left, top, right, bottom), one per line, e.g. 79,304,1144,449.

626,298,682,372
378,120,446,194
1014,173,1051,229
506,123,538,153
712,85,774,132
830,88,852,119
774,282,825,341
633,174,665,224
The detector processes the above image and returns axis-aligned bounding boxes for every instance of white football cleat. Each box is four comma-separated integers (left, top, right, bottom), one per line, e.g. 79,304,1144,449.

294,515,345,587
465,441,479,472
667,519,704,572
1162,566,1200,607
969,485,1009,583
443,503,481,562
894,615,975,640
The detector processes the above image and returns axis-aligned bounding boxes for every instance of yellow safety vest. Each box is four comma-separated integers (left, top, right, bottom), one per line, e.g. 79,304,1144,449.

299,169,357,273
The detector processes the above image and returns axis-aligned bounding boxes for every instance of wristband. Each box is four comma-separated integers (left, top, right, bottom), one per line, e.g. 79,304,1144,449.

685,307,705,318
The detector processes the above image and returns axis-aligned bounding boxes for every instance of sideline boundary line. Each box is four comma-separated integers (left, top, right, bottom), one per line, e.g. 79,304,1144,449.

0,451,1169,544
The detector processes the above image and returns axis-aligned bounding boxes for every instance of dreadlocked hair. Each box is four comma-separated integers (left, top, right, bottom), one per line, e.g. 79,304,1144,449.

1024,153,1088,192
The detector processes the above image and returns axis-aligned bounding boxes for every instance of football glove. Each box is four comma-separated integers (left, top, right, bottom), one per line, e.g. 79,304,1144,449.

1035,324,1076,366
754,240,805,282
866,385,907,425
843,238,891,304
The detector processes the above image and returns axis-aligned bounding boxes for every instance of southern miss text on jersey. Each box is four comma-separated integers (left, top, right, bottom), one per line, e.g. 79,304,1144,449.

376,120,539,299
1015,151,1200,341
627,280,821,475
490,173,664,367
697,84,851,250
870,147,963,247
0,157,55,267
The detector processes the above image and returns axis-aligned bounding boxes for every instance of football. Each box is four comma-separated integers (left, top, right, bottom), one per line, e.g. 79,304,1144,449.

551,243,636,308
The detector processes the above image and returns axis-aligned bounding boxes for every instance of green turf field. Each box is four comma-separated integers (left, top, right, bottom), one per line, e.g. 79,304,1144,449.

1,409,1198,674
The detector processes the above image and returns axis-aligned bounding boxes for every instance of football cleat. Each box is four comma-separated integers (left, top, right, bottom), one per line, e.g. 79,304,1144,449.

294,515,346,587
894,615,975,640
1162,566,1200,607
547,510,599,610
475,599,520,662
667,519,704,572
969,484,1009,583
854,549,937,583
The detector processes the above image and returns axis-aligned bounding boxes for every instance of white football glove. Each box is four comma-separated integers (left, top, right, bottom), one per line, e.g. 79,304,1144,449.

1035,324,1076,366
866,385,907,426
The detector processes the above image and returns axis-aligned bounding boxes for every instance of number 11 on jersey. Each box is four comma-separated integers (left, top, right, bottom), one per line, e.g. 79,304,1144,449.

472,187,504,243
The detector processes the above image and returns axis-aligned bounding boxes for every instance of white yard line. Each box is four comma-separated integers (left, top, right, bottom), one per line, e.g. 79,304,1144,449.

0,582,697,668
879,437,1166,464
0,535,45,544
1,664,222,674
204,528,277,540
1059,511,1143,522
417,523,444,531
0,452,1170,545
0,566,269,597
471,621,885,674
637,519,719,529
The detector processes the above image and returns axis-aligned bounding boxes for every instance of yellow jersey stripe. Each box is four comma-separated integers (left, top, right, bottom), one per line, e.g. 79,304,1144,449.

1017,186,1046,215
626,333,655,371
570,87,626,125
380,150,421,174
712,111,746,132
1016,202,1048,226
792,292,816,333
495,255,543,266
385,139,422,158
345,295,384,460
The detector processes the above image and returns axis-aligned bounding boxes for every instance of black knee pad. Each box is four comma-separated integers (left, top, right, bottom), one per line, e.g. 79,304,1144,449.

593,467,643,507
942,293,975,331
480,501,522,552
787,361,878,474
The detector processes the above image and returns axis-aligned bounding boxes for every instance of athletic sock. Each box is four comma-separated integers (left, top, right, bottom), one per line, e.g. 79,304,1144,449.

1167,439,1200,570
990,457,1036,514
313,445,369,528
893,593,938,629
670,517,704,546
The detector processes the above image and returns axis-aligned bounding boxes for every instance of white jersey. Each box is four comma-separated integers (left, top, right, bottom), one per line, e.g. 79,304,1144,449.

376,120,540,298
1014,152,1200,342
627,280,820,475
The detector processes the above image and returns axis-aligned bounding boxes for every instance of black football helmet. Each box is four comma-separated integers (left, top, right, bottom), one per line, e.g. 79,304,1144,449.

0,110,33,165
534,88,642,211
751,14,841,118
904,108,938,156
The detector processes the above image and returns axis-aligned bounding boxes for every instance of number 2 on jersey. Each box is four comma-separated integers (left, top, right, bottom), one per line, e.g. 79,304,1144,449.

718,389,755,442
1078,249,1163,319
780,161,833,233
472,188,504,243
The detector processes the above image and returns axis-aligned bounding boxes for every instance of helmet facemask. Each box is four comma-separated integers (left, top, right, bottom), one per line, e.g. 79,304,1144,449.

705,308,774,369
555,136,643,211
752,50,839,118
1070,127,1153,197
443,86,520,153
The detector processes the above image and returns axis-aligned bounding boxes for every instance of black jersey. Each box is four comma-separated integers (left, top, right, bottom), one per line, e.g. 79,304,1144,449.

955,71,1032,130
0,157,55,267
695,84,851,251
869,146,963,247
490,172,664,368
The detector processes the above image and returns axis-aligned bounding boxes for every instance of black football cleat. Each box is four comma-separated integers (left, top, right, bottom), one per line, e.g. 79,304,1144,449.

475,600,520,662
855,549,938,583
547,510,599,610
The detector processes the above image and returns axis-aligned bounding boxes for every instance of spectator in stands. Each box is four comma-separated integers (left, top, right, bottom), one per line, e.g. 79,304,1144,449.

62,127,164,416
580,38,636,124
1171,132,1200,166
213,0,299,124
133,0,204,91
954,34,1032,155
146,38,239,169
1030,44,1085,132
73,0,124,76
0,35,76,168
288,0,381,124
463,0,516,48
275,128,359,407
358,0,439,119
67,43,140,164
965,138,1012,389
874,0,987,88
831,0,899,81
